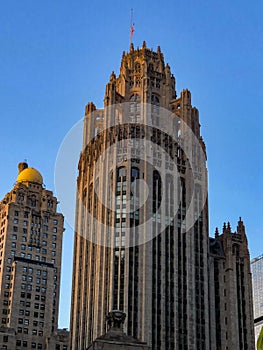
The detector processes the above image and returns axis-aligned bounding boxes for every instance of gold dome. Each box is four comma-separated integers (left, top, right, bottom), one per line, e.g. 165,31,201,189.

17,167,43,185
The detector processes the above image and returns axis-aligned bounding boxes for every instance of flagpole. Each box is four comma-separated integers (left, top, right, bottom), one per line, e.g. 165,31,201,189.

130,8,134,46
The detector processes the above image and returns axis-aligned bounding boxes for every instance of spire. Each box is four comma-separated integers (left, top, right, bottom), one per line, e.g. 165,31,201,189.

223,222,227,233
237,217,245,235
110,71,116,82
215,227,219,238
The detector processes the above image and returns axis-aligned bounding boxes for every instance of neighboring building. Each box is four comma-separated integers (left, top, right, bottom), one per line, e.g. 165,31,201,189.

251,254,263,346
47,328,69,350
0,162,64,350
69,42,255,350
87,310,150,350
0,326,15,349
209,219,255,349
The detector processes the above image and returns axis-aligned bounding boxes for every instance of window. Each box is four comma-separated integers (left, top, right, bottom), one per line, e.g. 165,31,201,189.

11,242,16,248
53,227,57,233
13,218,18,224
12,234,17,240
53,219,58,225
52,235,56,241
13,226,18,232
3,335,8,342
14,210,19,216
24,319,29,325
42,241,47,246
51,251,56,256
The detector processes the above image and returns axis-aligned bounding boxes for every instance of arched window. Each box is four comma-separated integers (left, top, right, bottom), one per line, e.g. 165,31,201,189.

129,94,141,122
151,95,160,126
117,167,126,179
153,170,162,216
131,167,139,181
135,62,141,74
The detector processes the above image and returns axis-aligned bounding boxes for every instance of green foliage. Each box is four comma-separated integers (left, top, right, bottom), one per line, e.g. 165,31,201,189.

257,327,263,350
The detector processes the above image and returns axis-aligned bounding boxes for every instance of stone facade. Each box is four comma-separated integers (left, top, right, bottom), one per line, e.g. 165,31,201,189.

69,42,255,350
0,163,65,350
209,219,255,349
70,42,209,350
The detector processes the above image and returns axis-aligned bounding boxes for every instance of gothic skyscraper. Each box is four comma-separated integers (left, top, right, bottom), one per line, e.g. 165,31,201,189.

69,42,255,350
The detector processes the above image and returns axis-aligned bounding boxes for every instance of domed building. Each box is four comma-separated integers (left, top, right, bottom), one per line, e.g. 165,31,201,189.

0,163,67,350
16,162,43,185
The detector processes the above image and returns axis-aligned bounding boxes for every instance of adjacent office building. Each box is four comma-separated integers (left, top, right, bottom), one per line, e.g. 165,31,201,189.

69,42,255,349
0,162,66,349
251,254,263,346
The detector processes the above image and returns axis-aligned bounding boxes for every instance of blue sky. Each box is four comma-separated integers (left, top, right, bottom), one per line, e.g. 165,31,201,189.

1,1,263,328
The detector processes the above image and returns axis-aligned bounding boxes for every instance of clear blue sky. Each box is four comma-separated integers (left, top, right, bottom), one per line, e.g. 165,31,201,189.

1,1,262,329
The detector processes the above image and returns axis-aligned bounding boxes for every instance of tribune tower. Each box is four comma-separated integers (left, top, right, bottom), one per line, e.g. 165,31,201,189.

70,42,210,350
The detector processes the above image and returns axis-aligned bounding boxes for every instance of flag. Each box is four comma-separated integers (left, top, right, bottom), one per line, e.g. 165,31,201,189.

130,22,135,39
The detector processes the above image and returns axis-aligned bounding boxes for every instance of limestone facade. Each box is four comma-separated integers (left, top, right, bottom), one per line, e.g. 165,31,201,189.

0,163,65,349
